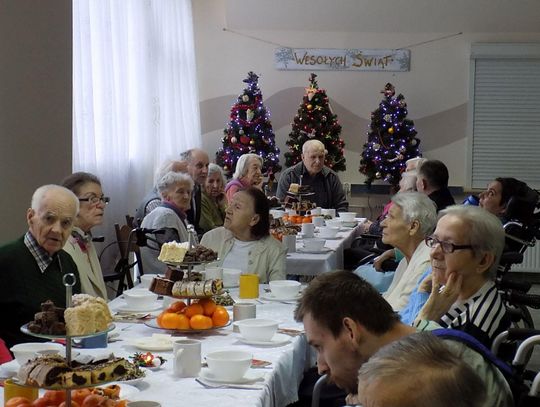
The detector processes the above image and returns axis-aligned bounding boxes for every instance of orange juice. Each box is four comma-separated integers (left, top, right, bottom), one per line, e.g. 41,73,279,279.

239,274,259,299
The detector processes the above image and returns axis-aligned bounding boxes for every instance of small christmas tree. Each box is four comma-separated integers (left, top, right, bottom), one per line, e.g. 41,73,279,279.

359,83,421,186
216,72,281,180
284,73,346,172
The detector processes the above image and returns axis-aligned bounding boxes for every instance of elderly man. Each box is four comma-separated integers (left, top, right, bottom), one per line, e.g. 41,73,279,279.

416,159,455,211
0,185,81,347
295,271,512,407
224,153,263,203
181,148,209,235
357,333,487,407
404,205,509,347
276,140,348,212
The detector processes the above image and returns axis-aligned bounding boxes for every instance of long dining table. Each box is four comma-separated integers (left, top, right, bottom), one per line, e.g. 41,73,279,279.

0,287,313,407
285,222,363,276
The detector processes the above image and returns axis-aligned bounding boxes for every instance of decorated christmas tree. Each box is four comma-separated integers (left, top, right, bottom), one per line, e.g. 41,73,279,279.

284,73,346,172
216,72,281,180
359,83,421,186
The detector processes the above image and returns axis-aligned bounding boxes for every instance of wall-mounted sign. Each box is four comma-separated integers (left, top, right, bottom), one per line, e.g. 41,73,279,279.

275,48,410,72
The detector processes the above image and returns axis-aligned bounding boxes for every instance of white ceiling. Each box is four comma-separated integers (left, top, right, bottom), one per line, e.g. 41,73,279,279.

225,0,540,33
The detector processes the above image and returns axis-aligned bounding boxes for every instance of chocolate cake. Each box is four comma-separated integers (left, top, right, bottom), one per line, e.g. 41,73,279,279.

27,300,66,335
164,268,184,282
150,276,174,296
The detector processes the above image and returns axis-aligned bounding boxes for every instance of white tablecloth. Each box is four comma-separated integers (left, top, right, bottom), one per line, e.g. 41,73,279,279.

286,225,361,276
1,288,311,407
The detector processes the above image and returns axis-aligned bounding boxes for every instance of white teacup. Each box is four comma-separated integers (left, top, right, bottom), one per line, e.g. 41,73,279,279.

223,268,242,288
303,238,326,251
301,223,315,238
205,267,223,280
205,350,252,382
325,219,343,229
173,339,201,378
310,207,322,216
318,227,339,238
338,212,357,222
321,208,336,218
139,274,155,289
312,216,325,227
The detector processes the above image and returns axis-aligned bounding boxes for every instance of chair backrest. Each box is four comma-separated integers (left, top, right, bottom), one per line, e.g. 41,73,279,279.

114,221,145,279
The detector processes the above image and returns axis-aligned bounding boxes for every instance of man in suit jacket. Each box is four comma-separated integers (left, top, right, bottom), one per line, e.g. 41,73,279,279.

181,148,209,235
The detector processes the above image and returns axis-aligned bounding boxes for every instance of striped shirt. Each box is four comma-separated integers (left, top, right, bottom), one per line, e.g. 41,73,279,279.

439,280,507,345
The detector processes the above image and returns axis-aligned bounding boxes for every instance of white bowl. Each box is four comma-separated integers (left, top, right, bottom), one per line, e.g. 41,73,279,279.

205,350,252,382
318,227,340,238
10,342,65,365
303,238,326,252
123,288,158,309
222,268,242,288
325,219,343,229
338,212,356,222
269,280,302,299
235,318,279,342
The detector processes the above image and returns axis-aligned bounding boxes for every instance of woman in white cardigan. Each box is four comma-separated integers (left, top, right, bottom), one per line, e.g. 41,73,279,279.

141,171,195,274
62,172,109,299
379,192,437,311
201,187,286,283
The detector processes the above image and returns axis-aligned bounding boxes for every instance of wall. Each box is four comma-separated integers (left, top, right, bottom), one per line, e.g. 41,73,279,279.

192,0,540,190
0,0,72,244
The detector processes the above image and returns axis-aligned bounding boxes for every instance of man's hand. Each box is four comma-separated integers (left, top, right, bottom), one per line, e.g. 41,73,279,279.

360,219,373,234
417,272,462,322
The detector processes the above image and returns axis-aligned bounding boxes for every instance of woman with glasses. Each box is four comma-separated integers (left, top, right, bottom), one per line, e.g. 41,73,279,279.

405,205,509,347
61,172,109,299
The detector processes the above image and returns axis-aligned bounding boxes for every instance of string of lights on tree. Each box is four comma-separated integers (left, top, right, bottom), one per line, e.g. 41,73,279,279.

215,71,281,179
359,83,421,186
284,73,346,172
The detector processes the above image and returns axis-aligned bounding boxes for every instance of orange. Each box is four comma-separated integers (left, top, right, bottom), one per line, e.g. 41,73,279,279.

302,216,312,223
198,298,217,316
43,390,66,403
159,312,189,330
211,306,230,327
59,402,81,407
6,397,32,407
167,300,187,313
71,389,92,405
185,303,204,318
189,314,213,330
156,311,166,326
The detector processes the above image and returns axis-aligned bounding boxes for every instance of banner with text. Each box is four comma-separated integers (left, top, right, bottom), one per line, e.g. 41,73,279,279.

275,48,410,71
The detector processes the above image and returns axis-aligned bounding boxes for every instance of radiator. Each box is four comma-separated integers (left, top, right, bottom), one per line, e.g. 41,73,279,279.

512,244,540,273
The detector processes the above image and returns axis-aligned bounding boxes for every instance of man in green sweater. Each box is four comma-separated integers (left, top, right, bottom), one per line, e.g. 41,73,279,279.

0,185,81,348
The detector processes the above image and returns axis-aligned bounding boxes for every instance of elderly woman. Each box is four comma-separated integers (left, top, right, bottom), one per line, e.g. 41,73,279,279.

375,192,437,311
413,205,509,347
140,171,195,274
201,187,286,283
224,154,263,203
61,172,109,299
200,163,227,234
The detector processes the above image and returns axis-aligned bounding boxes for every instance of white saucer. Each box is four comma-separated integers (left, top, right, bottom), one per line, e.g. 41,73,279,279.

199,368,264,384
106,383,140,398
260,292,302,301
238,333,291,347
297,247,333,254
341,221,358,228
131,335,175,351
116,302,162,313
114,375,146,386
315,235,340,240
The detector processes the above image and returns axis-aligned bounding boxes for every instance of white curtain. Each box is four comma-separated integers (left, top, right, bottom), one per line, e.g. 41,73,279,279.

73,0,201,241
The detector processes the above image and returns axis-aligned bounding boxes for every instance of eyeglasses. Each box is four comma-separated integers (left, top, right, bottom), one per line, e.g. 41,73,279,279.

424,236,473,254
79,196,110,205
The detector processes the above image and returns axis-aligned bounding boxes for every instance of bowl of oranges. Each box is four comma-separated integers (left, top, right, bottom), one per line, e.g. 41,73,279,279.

146,299,230,333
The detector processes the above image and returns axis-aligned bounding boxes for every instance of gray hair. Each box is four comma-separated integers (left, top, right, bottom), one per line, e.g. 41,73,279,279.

406,156,427,171
232,154,263,180
302,139,326,154
208,163,226,186
391,192,437,236
357,333,486,407
154,158,184,184
31,185,80,214
439,205,505,277
398,171,418,192
157,171,194,197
